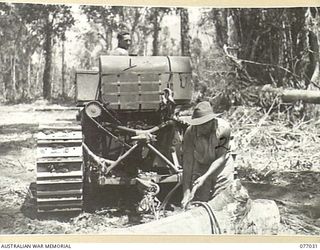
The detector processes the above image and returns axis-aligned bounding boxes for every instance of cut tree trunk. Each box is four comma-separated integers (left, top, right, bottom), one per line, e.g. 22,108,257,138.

112,180,280,235
262,85,320,104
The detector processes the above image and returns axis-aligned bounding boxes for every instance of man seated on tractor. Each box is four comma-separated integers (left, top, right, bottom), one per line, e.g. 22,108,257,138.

181,101,235,208
110,30,132,56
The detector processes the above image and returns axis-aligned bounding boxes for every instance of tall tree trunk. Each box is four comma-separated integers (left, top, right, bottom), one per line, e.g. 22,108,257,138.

180,8,191,57
0,54,4,101
51,48,56,98
136,31,144,56
105,27,113,51
11,50,17,102
152,9,159,56
137,15,151,56
281,12,291,87
131,8,141,37
226,10,239,58
26,57,31,99
304,8,320,118
43,18,53,100
36,49,43,97
305,7,320,90
130,8,142,54
7,48,17,102
61,39,66,98
214,9,228,48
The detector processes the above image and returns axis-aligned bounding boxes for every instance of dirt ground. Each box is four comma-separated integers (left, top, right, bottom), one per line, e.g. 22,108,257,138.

0,102,319,235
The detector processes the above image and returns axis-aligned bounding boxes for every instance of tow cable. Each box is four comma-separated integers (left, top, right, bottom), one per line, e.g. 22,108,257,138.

191,201,221,234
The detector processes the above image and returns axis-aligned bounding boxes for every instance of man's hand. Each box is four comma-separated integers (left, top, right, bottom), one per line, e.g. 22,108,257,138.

181,189,194,209
192,175,207,191
181,175,207,209
181,196,190,209
187,176,204,202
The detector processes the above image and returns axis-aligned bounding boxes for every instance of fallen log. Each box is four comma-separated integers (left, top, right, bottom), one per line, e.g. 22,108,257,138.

262,85,320,104
113,180,280,235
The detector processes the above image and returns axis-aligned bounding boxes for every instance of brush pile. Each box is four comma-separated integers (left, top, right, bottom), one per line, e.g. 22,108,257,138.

225,105,320,235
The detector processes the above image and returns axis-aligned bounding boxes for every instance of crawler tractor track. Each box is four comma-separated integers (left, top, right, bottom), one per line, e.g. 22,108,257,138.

36,122,83,213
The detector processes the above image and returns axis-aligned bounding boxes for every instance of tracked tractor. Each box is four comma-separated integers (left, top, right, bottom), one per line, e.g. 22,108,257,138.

35,56,193,214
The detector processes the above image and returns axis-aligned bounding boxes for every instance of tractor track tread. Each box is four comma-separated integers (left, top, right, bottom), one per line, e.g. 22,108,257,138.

36,179,83,184
38,126,82,131
37,139,82,145
36,120,84,214
37,197,83,202
36,157,83,164
37,208,82,213
37,189,83,197
37,170,83,178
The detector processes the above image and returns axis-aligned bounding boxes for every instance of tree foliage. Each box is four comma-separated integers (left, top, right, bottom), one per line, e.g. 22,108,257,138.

81,6,125,52
197,8,320,109
145,7,173,56
81,6,174,56
0,4,319,109
0,3,40,102
16,3,74,100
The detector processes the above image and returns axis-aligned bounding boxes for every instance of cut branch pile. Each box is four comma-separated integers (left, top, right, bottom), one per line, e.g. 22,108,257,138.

228,106,320,175
226,105,320,235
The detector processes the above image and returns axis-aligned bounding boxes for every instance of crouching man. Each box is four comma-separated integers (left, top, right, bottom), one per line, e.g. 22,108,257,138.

181,101,234,208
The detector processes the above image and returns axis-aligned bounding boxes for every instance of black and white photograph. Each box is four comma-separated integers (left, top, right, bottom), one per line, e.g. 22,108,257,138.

0,1,319,237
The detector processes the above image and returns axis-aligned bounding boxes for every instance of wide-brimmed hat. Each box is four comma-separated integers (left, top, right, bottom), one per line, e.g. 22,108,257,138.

190,101,220,126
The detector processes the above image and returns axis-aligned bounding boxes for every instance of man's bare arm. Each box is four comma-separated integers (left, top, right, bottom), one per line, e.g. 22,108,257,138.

181,127,194,204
